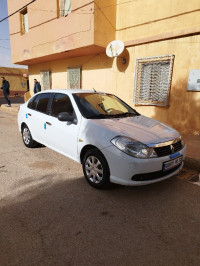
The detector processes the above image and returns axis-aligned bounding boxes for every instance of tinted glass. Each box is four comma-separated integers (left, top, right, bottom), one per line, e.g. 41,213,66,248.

51,93,74,117
35,93,52,114
27,95,37,109
31,95,40,110
73,93,139,119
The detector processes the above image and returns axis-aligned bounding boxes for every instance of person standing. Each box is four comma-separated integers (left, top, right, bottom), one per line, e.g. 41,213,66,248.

33,79,41,94
0,77,11,107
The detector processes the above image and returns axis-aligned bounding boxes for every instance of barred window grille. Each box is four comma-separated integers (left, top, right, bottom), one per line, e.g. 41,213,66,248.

134,55,175,106
40,70,52,90
68,67,81,89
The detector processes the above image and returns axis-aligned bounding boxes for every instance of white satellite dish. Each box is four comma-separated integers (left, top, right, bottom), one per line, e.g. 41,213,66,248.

106,40,125,58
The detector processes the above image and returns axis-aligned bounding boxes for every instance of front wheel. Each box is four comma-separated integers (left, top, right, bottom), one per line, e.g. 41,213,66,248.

22,125,38,148
82,149,110,189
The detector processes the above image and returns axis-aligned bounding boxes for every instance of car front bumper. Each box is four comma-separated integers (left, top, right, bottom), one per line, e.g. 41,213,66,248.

101,144,187,186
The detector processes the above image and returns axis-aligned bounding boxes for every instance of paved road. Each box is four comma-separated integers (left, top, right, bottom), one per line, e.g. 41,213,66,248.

0,110,200,266
0,96,24,106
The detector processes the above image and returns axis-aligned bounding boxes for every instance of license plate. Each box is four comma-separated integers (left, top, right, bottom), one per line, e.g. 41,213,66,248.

163,156,183,171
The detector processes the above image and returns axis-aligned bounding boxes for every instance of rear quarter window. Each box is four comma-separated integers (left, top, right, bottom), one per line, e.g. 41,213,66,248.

27,95,37,109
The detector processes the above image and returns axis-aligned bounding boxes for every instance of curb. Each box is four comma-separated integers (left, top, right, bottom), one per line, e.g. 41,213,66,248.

184,156,200,172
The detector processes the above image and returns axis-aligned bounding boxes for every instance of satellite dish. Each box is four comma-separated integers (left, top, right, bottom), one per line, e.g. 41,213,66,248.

106,40,125,58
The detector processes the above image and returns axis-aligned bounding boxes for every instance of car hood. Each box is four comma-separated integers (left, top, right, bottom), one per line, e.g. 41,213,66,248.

91,115,180,145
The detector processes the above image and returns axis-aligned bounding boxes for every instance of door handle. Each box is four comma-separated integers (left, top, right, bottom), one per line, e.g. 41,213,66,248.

46,122,52,126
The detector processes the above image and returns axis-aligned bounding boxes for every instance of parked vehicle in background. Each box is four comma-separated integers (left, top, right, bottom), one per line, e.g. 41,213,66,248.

18,90,186,189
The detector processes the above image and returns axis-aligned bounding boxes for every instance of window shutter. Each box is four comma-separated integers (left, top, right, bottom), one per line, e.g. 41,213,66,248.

64,0,71,16
24,13,29,33
60,0,71,17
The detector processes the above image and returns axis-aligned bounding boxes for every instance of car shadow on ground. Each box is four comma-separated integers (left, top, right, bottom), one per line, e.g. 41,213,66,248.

0,174,200,266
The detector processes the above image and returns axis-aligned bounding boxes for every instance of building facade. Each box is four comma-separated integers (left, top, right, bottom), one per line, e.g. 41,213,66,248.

0,67,28,97
7,0,200,134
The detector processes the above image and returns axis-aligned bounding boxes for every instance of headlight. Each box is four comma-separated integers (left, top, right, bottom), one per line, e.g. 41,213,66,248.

111,136,157,159
180,136,185,148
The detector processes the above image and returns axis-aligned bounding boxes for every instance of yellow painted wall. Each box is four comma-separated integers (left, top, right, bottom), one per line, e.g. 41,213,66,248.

116,0,200,41
28,34,200,135
9,0,200,135
0,67,28,92
8,0,95,64
94,0,117,47
7,0,117,65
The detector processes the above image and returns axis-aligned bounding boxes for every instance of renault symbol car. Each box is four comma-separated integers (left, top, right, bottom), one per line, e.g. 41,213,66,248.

18,90,186,188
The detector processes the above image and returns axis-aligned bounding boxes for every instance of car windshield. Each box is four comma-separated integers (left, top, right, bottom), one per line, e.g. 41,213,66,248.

73,93,140,119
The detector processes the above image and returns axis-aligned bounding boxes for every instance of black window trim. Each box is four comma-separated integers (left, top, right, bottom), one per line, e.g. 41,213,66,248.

27,93,54,115
72,92,140,119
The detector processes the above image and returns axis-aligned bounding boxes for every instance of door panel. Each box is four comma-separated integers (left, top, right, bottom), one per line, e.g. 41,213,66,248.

26,93,53,144
44,93,80,161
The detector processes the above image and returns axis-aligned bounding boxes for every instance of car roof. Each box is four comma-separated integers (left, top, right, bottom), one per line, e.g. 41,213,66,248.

37,89,101,95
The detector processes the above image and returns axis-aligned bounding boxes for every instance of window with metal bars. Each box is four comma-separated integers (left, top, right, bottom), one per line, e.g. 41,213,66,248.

134,55,175,106
67,67,81,89
40,70,52,90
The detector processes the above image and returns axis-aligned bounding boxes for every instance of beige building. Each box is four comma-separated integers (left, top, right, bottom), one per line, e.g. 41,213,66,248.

7,0,200,135
0,67,28,97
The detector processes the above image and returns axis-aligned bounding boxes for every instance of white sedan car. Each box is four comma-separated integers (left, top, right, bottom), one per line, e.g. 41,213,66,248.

18,90,186,188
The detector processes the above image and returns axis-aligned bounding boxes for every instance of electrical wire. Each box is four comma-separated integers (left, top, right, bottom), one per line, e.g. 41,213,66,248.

28,0,137,14
0,0,36,23
0,0,137,24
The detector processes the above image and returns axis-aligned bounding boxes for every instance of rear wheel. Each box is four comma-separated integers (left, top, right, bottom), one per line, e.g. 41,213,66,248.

22,125,38,148
82,149,110,189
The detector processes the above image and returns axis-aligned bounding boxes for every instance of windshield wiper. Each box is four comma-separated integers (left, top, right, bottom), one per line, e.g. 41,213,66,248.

87,114,115,119
87,112,139,119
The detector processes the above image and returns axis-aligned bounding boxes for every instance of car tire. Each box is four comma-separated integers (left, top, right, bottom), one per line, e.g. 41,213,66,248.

82,149,110,189
22,125,38,148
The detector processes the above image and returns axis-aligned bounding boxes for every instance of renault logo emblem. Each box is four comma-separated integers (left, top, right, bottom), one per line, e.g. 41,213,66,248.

170,145,175,154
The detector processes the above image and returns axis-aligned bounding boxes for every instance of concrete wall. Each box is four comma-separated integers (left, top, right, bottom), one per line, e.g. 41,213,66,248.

7,0,117,65
8,0,200,135
94,0,116,47
7,0,95,64
0,67,28,96
116,0,200,42
28,33,200,135
114,0,200,135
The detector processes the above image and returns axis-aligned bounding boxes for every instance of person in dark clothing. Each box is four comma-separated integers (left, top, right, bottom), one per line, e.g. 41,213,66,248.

0,77,11,107
33,79,41,94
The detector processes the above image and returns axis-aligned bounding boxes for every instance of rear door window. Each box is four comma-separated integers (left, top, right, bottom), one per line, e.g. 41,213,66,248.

35,93,52,114
50,93,74,117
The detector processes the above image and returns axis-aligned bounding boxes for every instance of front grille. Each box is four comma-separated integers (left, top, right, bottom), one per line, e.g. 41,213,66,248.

132,164,182,182
154,140,183,157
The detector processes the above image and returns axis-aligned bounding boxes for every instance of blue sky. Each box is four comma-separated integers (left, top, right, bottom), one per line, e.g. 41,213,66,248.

0,0,27,68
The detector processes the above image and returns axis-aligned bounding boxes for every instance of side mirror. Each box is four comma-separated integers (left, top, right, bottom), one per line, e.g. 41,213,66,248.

58,112,77,124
